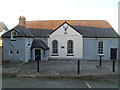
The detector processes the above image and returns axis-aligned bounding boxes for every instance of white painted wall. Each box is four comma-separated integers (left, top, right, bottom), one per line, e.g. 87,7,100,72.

48,23,83,59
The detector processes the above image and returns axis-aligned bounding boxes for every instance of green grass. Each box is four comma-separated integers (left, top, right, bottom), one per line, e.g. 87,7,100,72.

2,62,15,66
2,61,25,66
47,76,114,83
3,73,17,77
48,76,63,79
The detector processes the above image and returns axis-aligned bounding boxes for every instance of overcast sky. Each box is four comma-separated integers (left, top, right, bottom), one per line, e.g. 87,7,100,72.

0,0,119,32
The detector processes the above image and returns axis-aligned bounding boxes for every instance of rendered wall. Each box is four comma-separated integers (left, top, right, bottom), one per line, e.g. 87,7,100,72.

3,37,33,62
48,23,83,60
83,38,118,60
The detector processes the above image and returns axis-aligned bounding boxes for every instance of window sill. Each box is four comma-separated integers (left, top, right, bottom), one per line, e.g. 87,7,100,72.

98,54,104,56
51,54,59,56
67,54,74,56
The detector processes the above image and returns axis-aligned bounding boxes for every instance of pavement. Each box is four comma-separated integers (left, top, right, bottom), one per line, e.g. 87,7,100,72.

2,77,118,88
2,60,119,81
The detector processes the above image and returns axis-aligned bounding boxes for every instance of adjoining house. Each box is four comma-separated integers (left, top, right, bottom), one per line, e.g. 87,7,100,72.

2,16,119,62
0,22,9,46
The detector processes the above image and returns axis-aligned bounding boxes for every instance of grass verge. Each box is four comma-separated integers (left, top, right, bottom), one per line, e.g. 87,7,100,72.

46,76,114,83
3,73,17,77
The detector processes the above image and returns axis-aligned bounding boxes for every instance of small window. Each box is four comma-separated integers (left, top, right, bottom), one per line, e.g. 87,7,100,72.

67,40,73,54
9,51,13,55
11,31,17,40
16,51,19,55
98,41,104,55
52,40,58,54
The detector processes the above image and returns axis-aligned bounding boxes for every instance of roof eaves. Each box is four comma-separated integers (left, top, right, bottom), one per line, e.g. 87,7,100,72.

83,36,119,38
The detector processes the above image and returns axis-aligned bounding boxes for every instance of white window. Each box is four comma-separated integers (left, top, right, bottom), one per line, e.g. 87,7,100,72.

98,41,104,55
11,31,17,40
9,50,13,55
67,40,73,55
52,40,58,54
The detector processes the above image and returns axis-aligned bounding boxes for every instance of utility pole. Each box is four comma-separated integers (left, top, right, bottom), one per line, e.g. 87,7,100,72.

77,60,80,74
37,60,39,72
98,54,104,67
112,59,115,72
99,56,102,66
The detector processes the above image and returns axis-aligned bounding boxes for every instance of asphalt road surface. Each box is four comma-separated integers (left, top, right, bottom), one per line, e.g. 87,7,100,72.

2,77,118,88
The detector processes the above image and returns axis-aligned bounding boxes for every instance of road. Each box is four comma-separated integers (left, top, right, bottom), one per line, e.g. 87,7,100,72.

2,77,118,88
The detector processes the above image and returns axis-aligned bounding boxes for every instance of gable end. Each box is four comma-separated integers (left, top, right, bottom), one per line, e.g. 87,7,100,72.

49,22,82,36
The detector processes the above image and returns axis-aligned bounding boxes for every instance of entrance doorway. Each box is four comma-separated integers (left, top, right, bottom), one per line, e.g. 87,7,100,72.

35,49,41,61
110,48,117,60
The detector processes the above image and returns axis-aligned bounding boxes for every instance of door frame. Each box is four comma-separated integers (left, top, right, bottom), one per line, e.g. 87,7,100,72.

35,48,41,61
110,48,117,60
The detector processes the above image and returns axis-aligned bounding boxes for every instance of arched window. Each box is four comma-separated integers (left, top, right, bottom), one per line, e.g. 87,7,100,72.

98,41,104,55
52,40,58,54
67,40,73,54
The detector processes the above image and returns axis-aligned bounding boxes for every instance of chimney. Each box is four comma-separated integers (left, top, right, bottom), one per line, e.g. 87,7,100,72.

19,16,26,27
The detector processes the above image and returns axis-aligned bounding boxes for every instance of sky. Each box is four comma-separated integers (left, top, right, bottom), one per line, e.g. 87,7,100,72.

0,0,119,33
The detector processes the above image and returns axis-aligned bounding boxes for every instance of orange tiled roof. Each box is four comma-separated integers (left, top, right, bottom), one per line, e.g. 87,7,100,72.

26,20,112,30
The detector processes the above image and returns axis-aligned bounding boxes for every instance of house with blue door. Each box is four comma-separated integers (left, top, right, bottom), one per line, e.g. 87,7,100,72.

2,16,119,62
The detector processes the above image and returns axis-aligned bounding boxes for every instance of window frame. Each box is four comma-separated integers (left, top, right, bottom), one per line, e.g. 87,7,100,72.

9,50,13,55
52,40,58,56
98,41,104,55
11,31,17,41
67,40,74,56
16,51,20,55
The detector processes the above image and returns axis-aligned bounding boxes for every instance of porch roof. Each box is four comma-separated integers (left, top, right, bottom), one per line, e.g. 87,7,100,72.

31,39,49,50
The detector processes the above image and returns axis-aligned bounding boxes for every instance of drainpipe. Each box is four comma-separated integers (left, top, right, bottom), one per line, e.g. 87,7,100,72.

116,38,119,60
8,40,15,62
